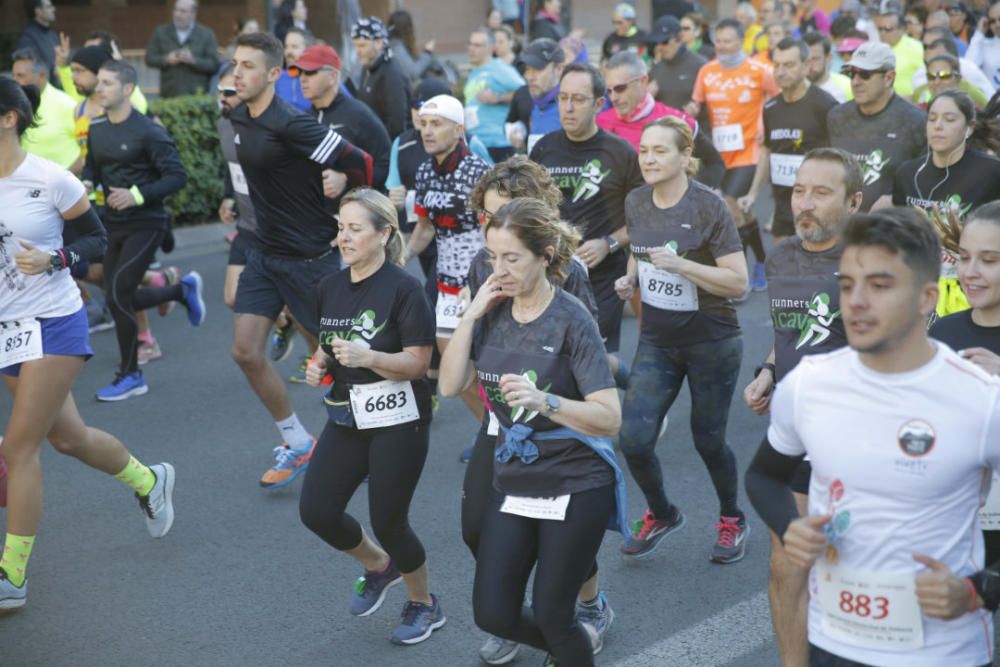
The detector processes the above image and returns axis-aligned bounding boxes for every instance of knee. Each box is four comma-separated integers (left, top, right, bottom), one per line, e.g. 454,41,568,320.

531,598,575,641
231,338,264,369
370,515,408,551
618,416,654,458
0,438,42,467
474,598,517,639
299,497,339,537
47,432,82,457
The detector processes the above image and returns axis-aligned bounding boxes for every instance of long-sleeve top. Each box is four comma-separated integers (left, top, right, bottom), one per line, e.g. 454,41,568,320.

388,39,434,82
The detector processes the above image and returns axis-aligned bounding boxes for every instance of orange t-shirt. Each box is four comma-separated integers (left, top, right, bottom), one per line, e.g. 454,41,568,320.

692,58,779,169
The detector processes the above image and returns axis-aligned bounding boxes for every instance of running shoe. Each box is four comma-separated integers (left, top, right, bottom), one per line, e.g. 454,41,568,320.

259,438,316,489
479,635,519,665
459,447,473,463
389,594,446,645
270,322,295,363
288,355,311,384
88,306,115,334
750,262,767,292
154,266,180,317
137,462,175,538
180,271,206,326
349,560,402,616
541,655,557,667
711,515,750,564
0,568,27,611
137,340,162,365
620,508,687,558
96,372,149,402
577,591,614,655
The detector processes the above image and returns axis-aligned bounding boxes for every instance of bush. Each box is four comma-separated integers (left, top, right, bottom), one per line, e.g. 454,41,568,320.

150,95,224,225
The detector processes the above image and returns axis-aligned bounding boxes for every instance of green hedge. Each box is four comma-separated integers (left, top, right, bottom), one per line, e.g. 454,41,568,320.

150,95,224,225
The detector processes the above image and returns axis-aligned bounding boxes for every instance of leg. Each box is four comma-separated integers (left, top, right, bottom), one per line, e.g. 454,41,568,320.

104,229,166,375
223,265,245,310
231,313,292,421
770,492,810,667
461,426,497,558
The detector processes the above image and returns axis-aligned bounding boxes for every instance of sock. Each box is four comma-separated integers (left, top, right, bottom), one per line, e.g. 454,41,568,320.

276,414,313,451
137,330,155,345
1,534,35,587
114,455,156,496
579,593,602,608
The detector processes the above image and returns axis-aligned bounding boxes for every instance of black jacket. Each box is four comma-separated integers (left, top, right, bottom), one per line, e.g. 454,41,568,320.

145,22,220,98
359,50,411,141
16,21,61,89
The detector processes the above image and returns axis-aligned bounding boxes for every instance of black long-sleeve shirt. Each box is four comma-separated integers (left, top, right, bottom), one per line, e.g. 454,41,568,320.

308,92,392,199
358,51,411,140
83,108,187,230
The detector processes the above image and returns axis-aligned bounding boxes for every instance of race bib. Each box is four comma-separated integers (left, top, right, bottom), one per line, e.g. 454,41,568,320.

980,471,1000,530
405,190,417,223
638,261,698,311
770,153,805,187
436,290,464,330
487,410,500,436
228,162,249,196
941,251,959,280
815,560,924,652
712,124,745,152
500,494,571,521
0,319,42,370
349,379,419,430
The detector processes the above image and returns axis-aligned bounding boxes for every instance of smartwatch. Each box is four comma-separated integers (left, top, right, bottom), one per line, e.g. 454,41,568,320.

542,394,561,417
754,362,776,379
603,235,621,254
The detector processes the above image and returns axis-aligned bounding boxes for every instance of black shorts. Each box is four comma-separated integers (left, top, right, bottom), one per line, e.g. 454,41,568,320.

772,215,796,238
233,246,341,336
590,271,624,354
791,458,811,495
227,228,260,267
720,166,755,199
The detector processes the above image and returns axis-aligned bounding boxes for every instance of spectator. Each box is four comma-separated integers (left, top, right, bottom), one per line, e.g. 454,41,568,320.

927,10,970,55
487,8,504,31
464,27,525,162
505,38,565,153
911,36,996,100
531,0,566,42
275,27,313,111
57,32,149,113
353,16,411,140
737,2,765,54
602,3,649,63
145,0,220,98
796,0,832,34
873,2,925,97
273,0,308,45
492,0,520,29
16,0,61,90
803,31,853,101
646,16,710,130
652,0,695,22
387,10,437,83
494,25,519,65
968,0,1000,87
681,13,715,59
11,47,80,173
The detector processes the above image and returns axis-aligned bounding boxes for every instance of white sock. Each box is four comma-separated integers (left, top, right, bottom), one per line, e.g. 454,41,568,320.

276,414,312,451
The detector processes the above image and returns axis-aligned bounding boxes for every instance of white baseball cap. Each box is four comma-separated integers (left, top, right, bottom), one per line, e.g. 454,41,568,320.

417,94,465,127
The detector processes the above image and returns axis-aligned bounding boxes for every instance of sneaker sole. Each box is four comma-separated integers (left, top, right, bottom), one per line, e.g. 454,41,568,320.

710,523,751,564
481,643,520,665
259,460,310,489
88,322,115,334
149,462,175,538
391,615,447,645
352,574,402,617
96,384,149,402
0,597,26,612
590,605,615,655
620,513,687,559
185,272,206,327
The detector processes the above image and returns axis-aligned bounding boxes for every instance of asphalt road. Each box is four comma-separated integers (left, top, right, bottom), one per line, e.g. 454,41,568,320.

0,224,795,667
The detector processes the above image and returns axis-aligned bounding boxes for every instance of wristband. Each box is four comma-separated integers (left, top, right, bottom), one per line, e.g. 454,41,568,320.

970,568,1000,612
128,185,145,206
49,248,67,271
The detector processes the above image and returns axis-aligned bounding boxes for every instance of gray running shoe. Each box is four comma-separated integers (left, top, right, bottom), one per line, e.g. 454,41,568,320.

479,634,520,664
577,591,615,654
0,568,27,611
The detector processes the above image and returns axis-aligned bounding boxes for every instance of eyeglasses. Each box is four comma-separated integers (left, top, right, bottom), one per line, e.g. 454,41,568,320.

927,70,959,80
477,208,496,224
607,77,643,95
680,24,694,31
217,87,238,97
844,68,887,80
557,93,595,106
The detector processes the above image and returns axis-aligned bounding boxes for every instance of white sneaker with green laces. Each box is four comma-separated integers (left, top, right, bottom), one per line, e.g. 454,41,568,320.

0,569,27,611
137,462,175,538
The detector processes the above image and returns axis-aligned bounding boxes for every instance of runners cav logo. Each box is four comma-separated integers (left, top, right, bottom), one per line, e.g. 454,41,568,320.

320,310,387,349
568,160,610,203
795,293,840,350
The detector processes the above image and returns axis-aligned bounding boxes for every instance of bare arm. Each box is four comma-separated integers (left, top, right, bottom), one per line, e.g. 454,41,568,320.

404,217,436,263
649,249,748,298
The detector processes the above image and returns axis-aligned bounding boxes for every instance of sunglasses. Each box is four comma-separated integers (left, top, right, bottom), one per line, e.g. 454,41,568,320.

217,87,238,97
844,68,887,80
927,70,959,80
607,76,643,95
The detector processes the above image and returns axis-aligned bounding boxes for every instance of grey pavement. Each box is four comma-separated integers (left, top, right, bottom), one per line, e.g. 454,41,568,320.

2,222,784,666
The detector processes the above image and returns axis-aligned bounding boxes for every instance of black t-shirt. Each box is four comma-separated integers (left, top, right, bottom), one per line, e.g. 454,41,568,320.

827,95,927,211
763,85,837,225
505,85,534,129
625,182,743,347
530,128,644,279
650,48,710,133
229,95,373,259
892,150,1000,216
471,288,615,496
317,261,436,427
930,310,1000,355
601,30,649,61
765,238,847,382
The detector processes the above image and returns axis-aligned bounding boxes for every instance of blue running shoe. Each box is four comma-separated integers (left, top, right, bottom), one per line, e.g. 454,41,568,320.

96,372,148,402
459,447,473,463
259,438,316,489
390,594,446,645
577,591,615,655
750,262,767,292
0,568,27,611
350,560,402,616
181,271,206,326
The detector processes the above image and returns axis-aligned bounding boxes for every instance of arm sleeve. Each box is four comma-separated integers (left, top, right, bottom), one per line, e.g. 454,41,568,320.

385,137,403,190
145,29,169,68
692,129,725,189
745,437,806,539
60,204,108,266
191,29,220,75
138,127,188,202
284,113,373,188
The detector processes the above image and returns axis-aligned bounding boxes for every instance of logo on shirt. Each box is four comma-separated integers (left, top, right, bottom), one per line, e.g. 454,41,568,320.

422,191,456,210
319,309,387,349
897,419,936,458
570,159,611,203
795,293,840,350
821,479,851,565
904,193,973,219
509,369,553,424
0,221,27,292
861,150,890,187
27,190,41,199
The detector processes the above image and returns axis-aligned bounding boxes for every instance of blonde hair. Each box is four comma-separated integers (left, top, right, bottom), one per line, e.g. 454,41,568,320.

340,188,405,265
642,115,701,177
486,197,581,283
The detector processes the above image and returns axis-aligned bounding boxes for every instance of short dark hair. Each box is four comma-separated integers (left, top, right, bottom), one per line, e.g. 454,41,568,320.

236,32,284,69
926,53,961,75
560,62,605,100
0,75,38,137
23,0,43,20
925,37,959,56
775,37,809,61
843,208,942,284
716,17,745,39
802,30,832,55
99,59,137,88
84,30,122,53
11,47,47,74
830,15,857,39
802,147,864,199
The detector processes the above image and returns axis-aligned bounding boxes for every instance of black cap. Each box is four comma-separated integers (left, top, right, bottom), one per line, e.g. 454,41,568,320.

71,45,114,75
413,77,452,108
518,38,565,70
645,16,682,44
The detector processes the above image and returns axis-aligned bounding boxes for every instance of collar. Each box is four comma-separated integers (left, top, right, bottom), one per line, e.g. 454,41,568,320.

618,93,656,122
534,85,559,108
368,48,391,72
664,44,688,64
432,140,470,175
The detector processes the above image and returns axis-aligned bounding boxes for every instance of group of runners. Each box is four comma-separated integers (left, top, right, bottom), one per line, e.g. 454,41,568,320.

3,8,1000,667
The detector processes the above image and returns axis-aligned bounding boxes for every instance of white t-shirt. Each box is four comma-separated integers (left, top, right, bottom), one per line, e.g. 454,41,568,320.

0,153,86,321
769,343,1000,667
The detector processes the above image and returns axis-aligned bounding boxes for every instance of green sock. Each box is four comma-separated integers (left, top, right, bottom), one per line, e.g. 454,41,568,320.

1,533,35,587
114,456,156,497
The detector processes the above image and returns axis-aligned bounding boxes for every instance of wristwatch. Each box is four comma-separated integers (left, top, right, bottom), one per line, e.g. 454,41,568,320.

603,235,621,254
542,394,561,417
754,362,776,379
970,569,1000,611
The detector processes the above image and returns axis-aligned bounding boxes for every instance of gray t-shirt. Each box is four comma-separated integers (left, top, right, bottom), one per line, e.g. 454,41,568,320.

217,116,259,236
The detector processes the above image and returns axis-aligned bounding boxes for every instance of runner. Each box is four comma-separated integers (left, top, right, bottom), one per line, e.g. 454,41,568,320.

803,32,853,103
742,147,863,667
439,196,628,667
687,18,779,293
530,62,643,376
827,41,927,211
83,60,204,401
892,90,1000,319
0,76,174,610
738,38,838,242
300,188,444,645
614,116,750,562
645,16,711,135
226,31,373,488
504,38,565,154
746,206,1000,667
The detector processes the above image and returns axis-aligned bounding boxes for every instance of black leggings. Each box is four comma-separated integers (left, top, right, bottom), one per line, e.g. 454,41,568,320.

299,421,429,574
103,227,183,375
473,484,614,666
738,221,767,265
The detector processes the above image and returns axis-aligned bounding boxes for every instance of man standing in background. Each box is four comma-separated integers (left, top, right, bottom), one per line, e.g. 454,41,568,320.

145,0,220,98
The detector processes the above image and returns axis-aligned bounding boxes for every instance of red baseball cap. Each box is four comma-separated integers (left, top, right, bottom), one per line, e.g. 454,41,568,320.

290,44,341,75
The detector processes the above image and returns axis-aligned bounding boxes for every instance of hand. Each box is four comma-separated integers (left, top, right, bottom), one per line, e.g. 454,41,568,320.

782,515,831,570
743,370,773,415
575,238,611,269
914,554,978,619
499,373,547,413
110,40,122,61
166,50,182,65
737,192,756,214
179,47,195,64
106,186,138,211
219,198,237,224
648,246,686,273
458,286,471,317
476,88,501,105
960,347,1000,376
614,273,636,301
683,101,699,117
388,185,407,209
463,274,508,321
56,32,70,67
329,338,373,369
322,170,348,199
14,241,52,275
424,39,436,52
305,352,330,387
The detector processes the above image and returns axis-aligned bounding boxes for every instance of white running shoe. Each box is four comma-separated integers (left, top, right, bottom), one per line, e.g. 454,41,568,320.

137,463,175,538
